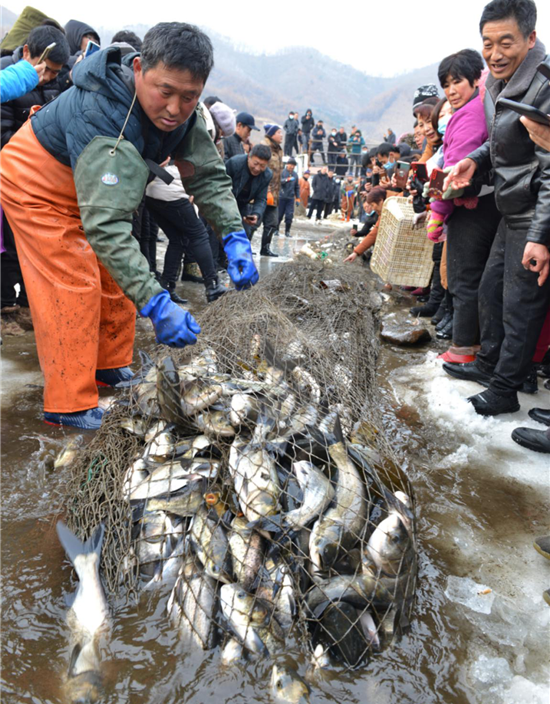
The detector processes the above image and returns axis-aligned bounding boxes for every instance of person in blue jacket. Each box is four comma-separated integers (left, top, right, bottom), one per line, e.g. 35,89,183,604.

278,158,300,237
0,59,45,103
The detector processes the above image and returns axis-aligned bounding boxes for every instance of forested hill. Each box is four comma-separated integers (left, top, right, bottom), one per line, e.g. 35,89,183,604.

204,35,438,140
0,10,439,140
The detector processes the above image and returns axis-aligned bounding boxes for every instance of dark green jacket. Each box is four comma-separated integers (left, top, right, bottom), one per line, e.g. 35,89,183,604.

31,47,242,309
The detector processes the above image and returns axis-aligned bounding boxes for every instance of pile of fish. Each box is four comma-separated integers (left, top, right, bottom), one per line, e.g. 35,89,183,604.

58,342,416,703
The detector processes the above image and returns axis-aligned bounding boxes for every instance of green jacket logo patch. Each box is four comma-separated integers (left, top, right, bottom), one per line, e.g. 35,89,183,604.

101,173,119,186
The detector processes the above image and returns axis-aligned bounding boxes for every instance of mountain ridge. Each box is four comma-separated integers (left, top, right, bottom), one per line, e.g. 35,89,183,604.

0,10,439,140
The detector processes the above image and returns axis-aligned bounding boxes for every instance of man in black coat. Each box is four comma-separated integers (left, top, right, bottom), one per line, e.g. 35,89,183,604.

278,157,300,237
283,111,299,157
327,128,339,172
1,25,70,310
310,120,326,165
300,109,314,153
336,126,348,151
443,0,550,416
307,167,330,222
223,111,260,162
226,144,273,240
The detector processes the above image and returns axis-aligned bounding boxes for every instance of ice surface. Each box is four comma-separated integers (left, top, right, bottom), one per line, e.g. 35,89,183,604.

389,352,550,704
445,576,495,614
502,677,550,704
389,352,550,485
470,654,513,688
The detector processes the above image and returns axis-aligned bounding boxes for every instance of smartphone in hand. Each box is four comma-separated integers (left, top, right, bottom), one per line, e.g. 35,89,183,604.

499,97,550,126
84,40,101,58
411,161,428,183
395,161,411,190
37,42,56,63
427,168,446,200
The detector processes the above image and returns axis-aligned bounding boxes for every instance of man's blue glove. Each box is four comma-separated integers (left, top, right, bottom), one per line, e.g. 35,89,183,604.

223,230,259,290
139,290,201,347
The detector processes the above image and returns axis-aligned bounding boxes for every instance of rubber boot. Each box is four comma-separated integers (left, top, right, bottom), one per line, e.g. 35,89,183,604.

181,261,204,283
44,407,104,430
204,276,227,303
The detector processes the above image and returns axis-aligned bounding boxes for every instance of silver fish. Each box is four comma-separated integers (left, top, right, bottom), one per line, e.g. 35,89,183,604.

309,419,366,571
220,584,283,656
129,460,219,501
190,505,232,583
229,393,259,428
228,435,280,525
195,409,235,437
271,664,311,704
180,378,224,416
168,556,218,649
54,436,84,469
220,637,245,665
366,512,412,576
305,572,392,616
256,557,295,632
284,461,334,530
145,480,205,518
56,522,109,640
228,516,264,592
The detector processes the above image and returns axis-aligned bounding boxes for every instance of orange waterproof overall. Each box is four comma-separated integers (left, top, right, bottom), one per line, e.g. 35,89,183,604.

0,119,136,413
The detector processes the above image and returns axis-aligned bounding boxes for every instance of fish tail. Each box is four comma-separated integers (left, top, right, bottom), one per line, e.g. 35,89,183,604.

57,521,105,565
307,412,343,448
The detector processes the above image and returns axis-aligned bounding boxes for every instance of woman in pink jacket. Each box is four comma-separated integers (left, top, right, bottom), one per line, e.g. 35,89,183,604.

430,50,501,364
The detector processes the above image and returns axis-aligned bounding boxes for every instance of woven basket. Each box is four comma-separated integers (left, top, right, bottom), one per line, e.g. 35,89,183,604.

370,197,434,287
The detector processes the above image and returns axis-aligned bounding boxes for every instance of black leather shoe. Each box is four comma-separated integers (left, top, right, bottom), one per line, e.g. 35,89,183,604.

436,317,453,339
285,231,292,238
410,302,440,317
169,291,188,305
205,278,227,303
468,389,520,416
528,407,550,427
260,248,279,257
435,310,452,333
443,361,492,387
431,304,446,326
511,427,550,453
520,366,538,394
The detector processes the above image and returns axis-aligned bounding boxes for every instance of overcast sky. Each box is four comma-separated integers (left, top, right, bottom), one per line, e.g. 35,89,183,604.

3,0,550,77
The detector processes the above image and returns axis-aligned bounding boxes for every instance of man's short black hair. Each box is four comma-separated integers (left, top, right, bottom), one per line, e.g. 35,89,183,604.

250,144,271,161
203,95,222,108
111,30,142,51
377,142,394,158
27,26,70,64
479,0,537,38
141,22,214,82
389,144,400,154
438,49,484,88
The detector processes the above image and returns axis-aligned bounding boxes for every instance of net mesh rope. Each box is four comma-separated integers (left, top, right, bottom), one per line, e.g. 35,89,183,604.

63,259,416,669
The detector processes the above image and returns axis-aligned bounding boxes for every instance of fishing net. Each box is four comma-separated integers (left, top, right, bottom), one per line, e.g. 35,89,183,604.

64,258,416,670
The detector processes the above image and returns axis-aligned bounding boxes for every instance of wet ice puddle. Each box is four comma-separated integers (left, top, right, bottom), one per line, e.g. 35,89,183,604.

389,351,550,704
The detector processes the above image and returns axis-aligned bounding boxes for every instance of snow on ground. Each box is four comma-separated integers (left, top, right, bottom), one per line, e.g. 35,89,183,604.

390,351,550,485
389,351,550,704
